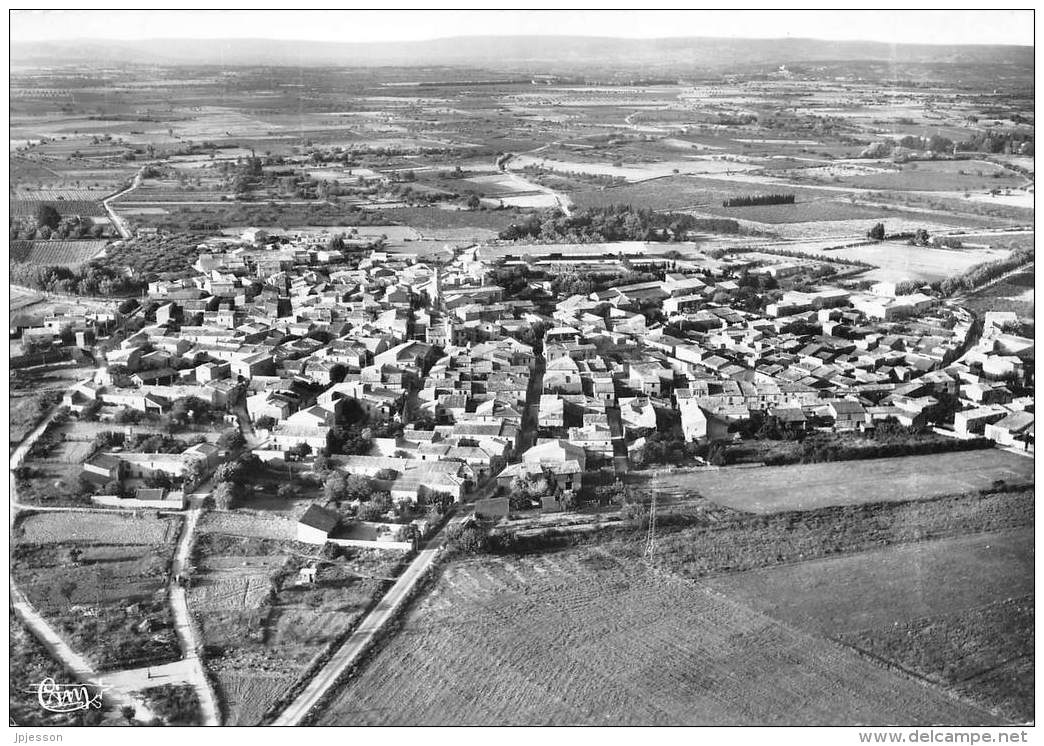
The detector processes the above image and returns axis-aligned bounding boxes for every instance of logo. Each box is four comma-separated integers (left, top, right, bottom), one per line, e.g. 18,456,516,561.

26,678,108,713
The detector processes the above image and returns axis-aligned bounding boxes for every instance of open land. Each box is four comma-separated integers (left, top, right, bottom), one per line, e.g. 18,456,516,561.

317,549,998,726
646,451,1033,513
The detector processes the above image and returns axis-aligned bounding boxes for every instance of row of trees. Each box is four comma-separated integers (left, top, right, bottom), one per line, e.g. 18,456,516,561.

939,247,1033,297
722,193,795,208
498,206,741,243
10,263,145,297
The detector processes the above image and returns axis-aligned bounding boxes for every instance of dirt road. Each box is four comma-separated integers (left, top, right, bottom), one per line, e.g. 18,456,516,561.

271,515,463,726
168,507,221,725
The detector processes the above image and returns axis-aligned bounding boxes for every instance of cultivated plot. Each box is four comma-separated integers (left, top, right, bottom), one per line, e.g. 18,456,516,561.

316,551,997,726
648,450,1033,514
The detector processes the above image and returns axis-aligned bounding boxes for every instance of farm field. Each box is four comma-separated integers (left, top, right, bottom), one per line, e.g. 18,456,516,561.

702,528,1033,635
647,450,1033,514
11,197,107,217
10,284,43,310
794,159,1024,192
785,241,1014,283
840,596,1033,723
10,240,108,267
704,528,1033,721
12,512,182,671
960,267,1035,320
316,550,997,726
9,614,109,726
187,520,403,725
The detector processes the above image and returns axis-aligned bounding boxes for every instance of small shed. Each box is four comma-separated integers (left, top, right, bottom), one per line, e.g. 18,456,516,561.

297,504,340,545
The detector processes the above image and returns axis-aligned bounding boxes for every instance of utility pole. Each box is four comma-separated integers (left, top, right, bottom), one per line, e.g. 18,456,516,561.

644,491,657,562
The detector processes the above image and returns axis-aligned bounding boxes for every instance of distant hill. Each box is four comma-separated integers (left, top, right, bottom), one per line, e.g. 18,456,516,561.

10,35,1034,70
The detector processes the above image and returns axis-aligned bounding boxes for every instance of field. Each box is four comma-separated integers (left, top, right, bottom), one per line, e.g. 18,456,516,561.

9,614,109,726
647,451,1033,514
17,510,179,547
960,267,1035,320
10,240,109,267
316,550,997,726
11,197,107,217
9,390,60,448
187,517,403,725
10,284,43,310
12,512,182,671
841,597,1033,722
794,159,1024,192
788,240,1014,283
703,528,1033,721
703,528,1032,634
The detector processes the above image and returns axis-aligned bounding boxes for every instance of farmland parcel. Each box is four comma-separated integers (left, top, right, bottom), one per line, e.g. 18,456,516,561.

647,450,1033,514
316,551,999,726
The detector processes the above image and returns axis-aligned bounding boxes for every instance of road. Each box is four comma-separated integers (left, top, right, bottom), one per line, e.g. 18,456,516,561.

518,355,546,454
102,167,145,239
606,405,630,476
167,507,221,725
502,169,573,216
10,583,159,723
271,515,464,726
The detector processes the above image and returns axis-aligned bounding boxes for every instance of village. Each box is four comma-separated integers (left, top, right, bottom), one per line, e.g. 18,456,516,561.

13,224,1034,543
8,15,1034,728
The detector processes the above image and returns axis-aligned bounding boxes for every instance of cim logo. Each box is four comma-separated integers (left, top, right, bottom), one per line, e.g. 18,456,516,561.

27,678,107,713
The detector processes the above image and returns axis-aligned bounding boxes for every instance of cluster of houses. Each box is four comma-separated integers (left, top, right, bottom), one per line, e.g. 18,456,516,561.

28,229,1028,526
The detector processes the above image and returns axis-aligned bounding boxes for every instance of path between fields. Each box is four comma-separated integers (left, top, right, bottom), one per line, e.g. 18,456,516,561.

102,167,145,240
271,515,465,726
168,507,222,725
10,583,159,724
502,169,573,216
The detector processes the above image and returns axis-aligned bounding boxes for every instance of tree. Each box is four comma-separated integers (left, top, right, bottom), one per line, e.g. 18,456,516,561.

344,474,375,501
216,429,245,451
313,453,331,475
255,415,276,431
355,502,385,522
286,442,312,461
121,706,136,724
35,204,61,230
323,472,347,503
211,481,240,510
910,228,930,247
212,462,243,484
867,222,885,241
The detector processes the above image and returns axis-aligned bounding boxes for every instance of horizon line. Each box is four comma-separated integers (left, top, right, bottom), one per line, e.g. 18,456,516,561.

12,33,1034,49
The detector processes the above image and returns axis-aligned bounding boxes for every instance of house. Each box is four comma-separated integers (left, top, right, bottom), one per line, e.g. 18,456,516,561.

984,411,1034,449
827,399,868,430
538,395,565,429
297,504,340,544
618,396,657,434
677,399,730,443
628,363,672,397
954,406,1009,438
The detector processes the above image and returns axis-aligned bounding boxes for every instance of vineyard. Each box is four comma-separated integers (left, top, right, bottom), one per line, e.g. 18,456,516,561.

316,551,996,726
10,239,108,267
11,198,107,217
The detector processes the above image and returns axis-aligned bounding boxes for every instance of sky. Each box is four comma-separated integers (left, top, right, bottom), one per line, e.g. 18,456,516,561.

10,9,1035,47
